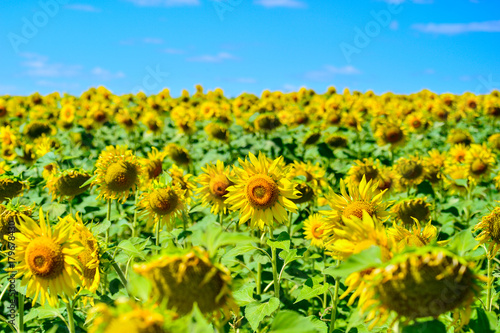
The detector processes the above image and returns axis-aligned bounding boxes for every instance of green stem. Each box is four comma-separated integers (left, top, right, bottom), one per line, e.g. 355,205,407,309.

106,199,112,243
323,250,327,308
132,189,139,237
287,211,293,239
270,230,280,300
18,292,24,333
65,301,75,333
155,222,160,255
487,256,493,311
219,213,224,230
112,261,129,294
328,272,340,333
256,262,262,295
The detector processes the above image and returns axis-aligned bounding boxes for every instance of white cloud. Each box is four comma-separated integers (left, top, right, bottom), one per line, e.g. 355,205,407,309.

389,20,399,30
64,4,101,12
91,67,126,80
125,0,199,6
187,52,236,63
163,48,184,54
143,37,164,44
20,53,82,78
254,0,306,8
412,20,500,35
305,65,360,81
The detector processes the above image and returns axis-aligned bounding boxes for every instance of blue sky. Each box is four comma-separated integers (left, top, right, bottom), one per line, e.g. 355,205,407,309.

1,0,499,97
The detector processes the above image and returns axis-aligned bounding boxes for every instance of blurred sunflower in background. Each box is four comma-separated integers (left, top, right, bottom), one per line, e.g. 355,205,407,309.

303,213,326,248
93,145,143,203
394,155,426,191
141,147,166,184
195,161,233,215
0,174,27,203
46,169,92,201
138,181,186,231
464,144,495,184
225,152,299,230
473,206,500,258
134,247,238,319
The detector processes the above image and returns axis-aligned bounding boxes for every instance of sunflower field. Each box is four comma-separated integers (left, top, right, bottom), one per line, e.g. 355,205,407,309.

1,86,500,333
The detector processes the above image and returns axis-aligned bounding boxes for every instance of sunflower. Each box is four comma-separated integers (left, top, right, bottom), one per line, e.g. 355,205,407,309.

168,164,196,205
447,129,473,146
358,248,484,330
447,144,469,165
195,161,233,215
464,144,496,184
488,133,500,151
322,175,390,227
93,145,143,203
423,149,446,183
473,206,500,258
0,175,26,203
387,219,437,252
134,247,238,319
204,122,230,143
165,143,191,166
303,132,321,146
394,155,426,190
324,133,347,149
24,121,54,140
141,147,167,183
89,300,169,333
0,203,33,249
391,198,431,227
138,181,186,230
303,214,326,248
254,114,281,133
0,161,10,175
374,121,407,149
347,158,380,186
443,164,469,195
6,209,83,306
46,169,92,201
225,152,299,230
61,214,101,295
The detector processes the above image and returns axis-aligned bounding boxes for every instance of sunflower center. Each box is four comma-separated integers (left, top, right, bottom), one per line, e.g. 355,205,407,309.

342,200,375,219
104,161,138,192
56,173,91,197
471,160,487,175
488,214,500,243
311,225,323,239
246,175,279,209
209,176,231,198
412,119,422,128
385,127,403,143
26,237,64,279
149,189,178,216
400,161,424,180
147,160,163,180
291,183,314,204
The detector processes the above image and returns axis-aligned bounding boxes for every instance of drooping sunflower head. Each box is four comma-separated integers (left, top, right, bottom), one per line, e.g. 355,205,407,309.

374,121,406,149
325,133,348,149
204,122,230,143
8,209,84,306
360,248,483,329
141,147,167,183
0,175,26,203
322,175,390,226
391,197,431,227
448,129,473,146
473,206,500,258
394,156,426,190
138,181,186,231
24,121,54,140
303,213,326,248
195,160,233,215
488,133,500,151
164,143,191,166
134,247,238,319
347,158,380,186
464,144,496,184
387,219,437,252
88,300,170,333
254,113,281,132
46,169,92,201
94,145,143,203
303,132,321,146
225,152,300,230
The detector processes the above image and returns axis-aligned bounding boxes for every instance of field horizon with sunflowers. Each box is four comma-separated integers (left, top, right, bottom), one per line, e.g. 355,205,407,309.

1,86,500,333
